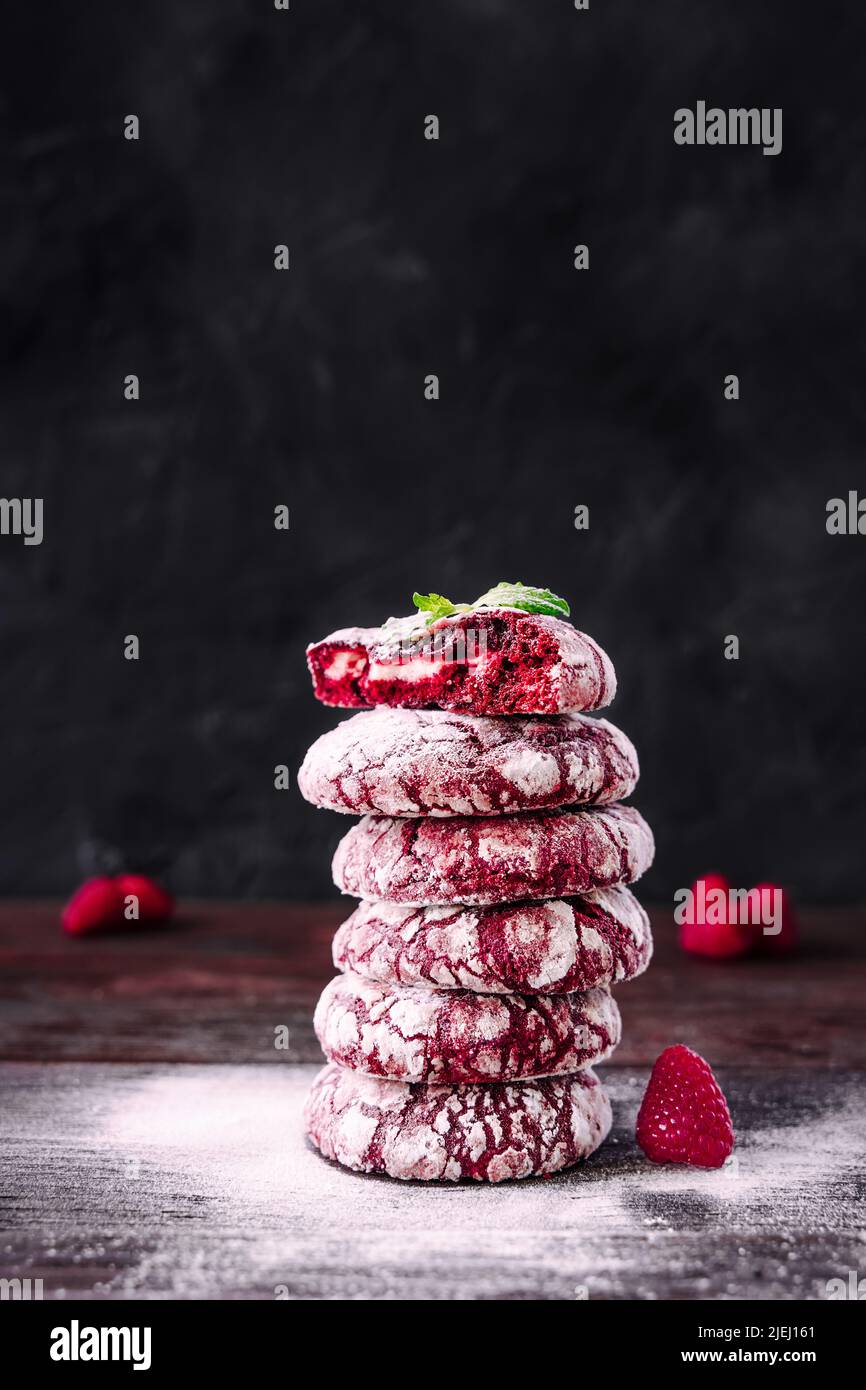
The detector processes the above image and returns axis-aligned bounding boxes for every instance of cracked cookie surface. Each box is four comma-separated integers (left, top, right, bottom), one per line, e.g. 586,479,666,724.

298,707,638,816
304,1062,612,1181
332,803,654,906
333,885,652,993
314,972,621,1083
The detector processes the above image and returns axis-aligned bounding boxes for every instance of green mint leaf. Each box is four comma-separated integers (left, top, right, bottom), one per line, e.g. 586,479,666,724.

411,583,570,626
412,592,459,625
472,581,570,619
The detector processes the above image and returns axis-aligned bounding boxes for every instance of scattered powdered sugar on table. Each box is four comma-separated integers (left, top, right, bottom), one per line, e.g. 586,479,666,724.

3,1062,861,1300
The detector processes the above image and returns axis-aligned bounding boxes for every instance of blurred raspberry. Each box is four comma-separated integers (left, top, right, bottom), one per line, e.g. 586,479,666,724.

115,874,174,923
748,882,798,955
61,877,124,937
678,873,752,959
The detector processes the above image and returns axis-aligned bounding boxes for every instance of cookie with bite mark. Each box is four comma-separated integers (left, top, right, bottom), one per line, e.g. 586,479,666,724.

307,607,616,716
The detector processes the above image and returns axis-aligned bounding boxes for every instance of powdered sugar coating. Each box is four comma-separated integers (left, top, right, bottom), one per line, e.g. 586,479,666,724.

306,608,616,715
298,707,639,817
304,1062,612,1181
332,803,655,906
314,972,621,1083
333,886,652,994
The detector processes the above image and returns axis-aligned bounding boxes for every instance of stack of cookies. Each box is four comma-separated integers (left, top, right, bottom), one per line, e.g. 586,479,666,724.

299,585,654,1182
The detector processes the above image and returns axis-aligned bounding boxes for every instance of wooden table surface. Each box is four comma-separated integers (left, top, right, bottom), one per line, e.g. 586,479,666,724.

1,902,864,1300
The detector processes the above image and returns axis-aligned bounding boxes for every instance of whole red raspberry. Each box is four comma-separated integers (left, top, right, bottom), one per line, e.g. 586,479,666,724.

636,1044,734,1169
747,882,798,955
115,874,174,923
61,877,124,936
678,873,753,959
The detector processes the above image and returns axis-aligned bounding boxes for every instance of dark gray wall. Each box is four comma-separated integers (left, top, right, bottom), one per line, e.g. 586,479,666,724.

2,1,865,900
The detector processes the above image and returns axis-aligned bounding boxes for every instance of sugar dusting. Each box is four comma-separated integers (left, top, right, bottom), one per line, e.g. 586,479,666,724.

8,1062,859,1300
333,888,651,994
314,975,619,1082
297,707,638,818
334,804,656,906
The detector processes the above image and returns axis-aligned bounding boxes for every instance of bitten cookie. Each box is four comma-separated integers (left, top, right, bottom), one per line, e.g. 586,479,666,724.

298,707,639,816
332,803,655,906
314,972,621,1083
333,885,652,994
306,607,615,715
304,1062,613,1182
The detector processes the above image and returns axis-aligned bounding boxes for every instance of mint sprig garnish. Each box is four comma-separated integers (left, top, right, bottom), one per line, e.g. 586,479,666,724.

411,592,470,624
412,581,570,626
473,582,570,619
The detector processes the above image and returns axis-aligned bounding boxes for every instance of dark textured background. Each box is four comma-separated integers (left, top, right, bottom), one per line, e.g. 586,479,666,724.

1,0,865,900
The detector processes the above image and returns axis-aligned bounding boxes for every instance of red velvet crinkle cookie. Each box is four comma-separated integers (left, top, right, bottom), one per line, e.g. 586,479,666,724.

298,707,638,817
304,1062,612,1182
332,803,654,906
314,972,621,1083
333,885,652,994
306,608,616,715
